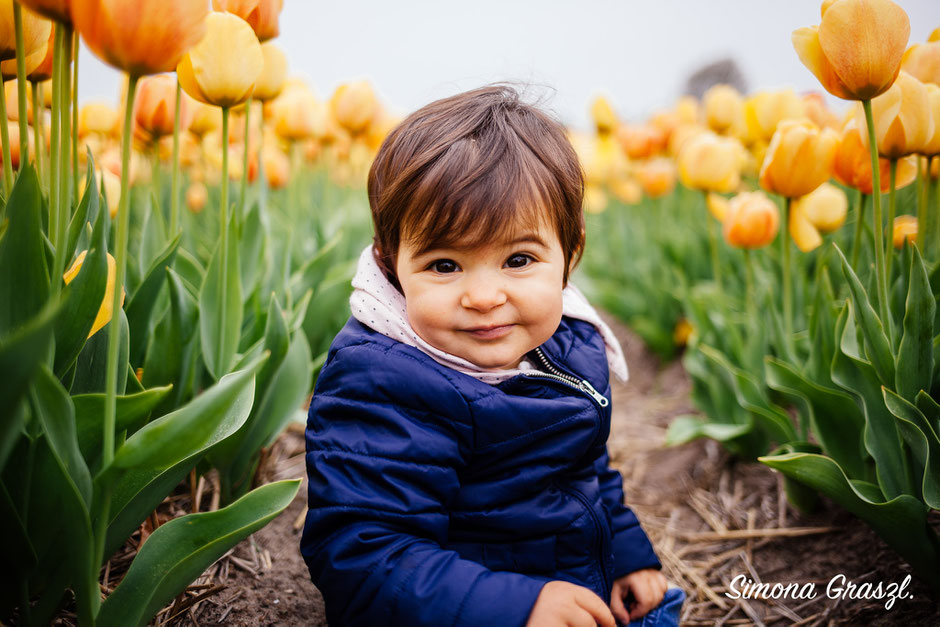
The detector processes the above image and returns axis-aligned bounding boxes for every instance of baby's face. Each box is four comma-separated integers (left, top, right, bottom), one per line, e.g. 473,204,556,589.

395,221,566,370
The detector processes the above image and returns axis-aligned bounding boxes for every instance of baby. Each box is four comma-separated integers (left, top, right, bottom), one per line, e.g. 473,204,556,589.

301,85,684,626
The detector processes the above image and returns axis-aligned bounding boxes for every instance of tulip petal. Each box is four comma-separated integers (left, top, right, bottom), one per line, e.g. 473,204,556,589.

177,53,211,106
790,203,823,253
186,12,263,108
793,26,854,100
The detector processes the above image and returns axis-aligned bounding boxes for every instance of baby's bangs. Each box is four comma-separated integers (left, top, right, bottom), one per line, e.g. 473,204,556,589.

401,135,562,255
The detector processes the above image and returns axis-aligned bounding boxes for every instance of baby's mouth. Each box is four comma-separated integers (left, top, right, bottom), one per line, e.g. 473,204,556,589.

463,324,514,340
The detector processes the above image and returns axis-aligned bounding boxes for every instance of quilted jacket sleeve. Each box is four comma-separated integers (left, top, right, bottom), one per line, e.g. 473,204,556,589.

301,342,548,627
593,447,662,579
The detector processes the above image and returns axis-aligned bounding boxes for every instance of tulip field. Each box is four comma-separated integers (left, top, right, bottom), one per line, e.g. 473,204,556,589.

0,0,939,624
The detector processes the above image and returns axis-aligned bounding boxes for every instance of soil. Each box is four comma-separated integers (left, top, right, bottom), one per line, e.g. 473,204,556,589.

75,314,940,626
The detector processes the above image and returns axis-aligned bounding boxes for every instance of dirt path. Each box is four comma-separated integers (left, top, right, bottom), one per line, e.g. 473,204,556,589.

165,315,939,626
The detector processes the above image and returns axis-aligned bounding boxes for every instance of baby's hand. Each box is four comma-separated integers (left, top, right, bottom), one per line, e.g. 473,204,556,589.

609,568,668,624
526,580,616,627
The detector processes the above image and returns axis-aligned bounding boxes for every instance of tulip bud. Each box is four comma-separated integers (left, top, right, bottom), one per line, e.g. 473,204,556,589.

678,131,745,193
636,157,676,199
590,96,617,135
706,192,730,221
252,42,287,102
673,318,693,347
72,0,207,76
744,89,805,144
609,177,642,205
1,38,47,80
4,81,32,122
63,250,125,338
792,0,910,101
79,101,119,137
703,84,745,137
759,119,838,198
923,84,940,156
0,1,51,62
188,101,222,137
833,114,918,191
177,12,264,108
901,41,940,86
79,168,121,216
186,180,207,212
26,25,54,82
212,0,282,43
583,184,609,213
134,74,189,142
263,145,289,188
722,191,780,249
330,81,378,135
892,214,917,248
273,88,320,141
869,71,933,158
792,182,847,233
616,123,665,160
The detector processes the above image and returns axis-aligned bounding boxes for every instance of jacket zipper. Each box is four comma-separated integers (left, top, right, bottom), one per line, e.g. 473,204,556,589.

556,483,613,600
527,347,609,407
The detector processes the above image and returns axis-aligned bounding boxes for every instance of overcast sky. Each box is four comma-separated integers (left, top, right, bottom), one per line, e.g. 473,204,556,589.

76,0,939,130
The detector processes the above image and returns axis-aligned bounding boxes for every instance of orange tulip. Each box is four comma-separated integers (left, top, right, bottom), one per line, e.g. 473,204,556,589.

63,250,124,337
901,41,940,86
703,84,745,137
134,74,190,142
892,214,917,248
26,24,54,82
186,181,207,212
0,121,29,167
583,183,609,213
252,42,286,102
793,0,910,101
71,0,207,76
330,81,378,135
177,11,263,108
263,146,288,188
79,101,119,137
616,123,665,159
677,131,745,193
722,191,780,249
18,0,71,24
801,92,841,130
636,157,676,199
3,81,31,122
833,114,917,191
0,0,51,62
868,71,933,158
211,0,282,43
759,119,838,198
924,84,940,155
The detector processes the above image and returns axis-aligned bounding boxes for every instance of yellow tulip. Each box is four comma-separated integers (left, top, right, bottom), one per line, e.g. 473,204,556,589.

706,192,730,221
590,95,617,135
675,95,699,125
252,42,286,102
583,183,609,213
79,101,119,137
923,84,940,155
892,214,917,248
869,71,933,158
4,81,31,122
789,202,824,252
1,38,47,80
273,87,321,141
744,89,805,144
26,24,54,82
72,0,207,76
703,84,745,137
18,0,71,24
792,0,910,100
722,191,780,249
0,0,50,62
177,12,263,108
188,101,222,137
793,181,847,233
833,113,917,191
759,119,838,198
901,41,940,86
609,177,642,205
78,168,121,216
677,131,744,193
801,92,841,131
211,0,282,43
636,157,676,199
673,318,693,347
931,27,940,43
263,145,289,189
330,81,378,135
63,250,124,338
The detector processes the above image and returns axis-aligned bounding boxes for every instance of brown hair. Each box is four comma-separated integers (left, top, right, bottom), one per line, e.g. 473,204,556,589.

367,84,585,290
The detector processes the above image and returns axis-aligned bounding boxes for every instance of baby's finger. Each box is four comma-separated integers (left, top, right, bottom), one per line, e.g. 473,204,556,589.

573,587,616,627
609,588,630,625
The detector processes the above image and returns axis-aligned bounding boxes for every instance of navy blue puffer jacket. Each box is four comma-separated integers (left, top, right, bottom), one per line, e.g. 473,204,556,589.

301,316,661,626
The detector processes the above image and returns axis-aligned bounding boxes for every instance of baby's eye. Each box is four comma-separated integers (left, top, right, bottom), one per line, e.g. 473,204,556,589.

505,254,534,269
429,259,459,273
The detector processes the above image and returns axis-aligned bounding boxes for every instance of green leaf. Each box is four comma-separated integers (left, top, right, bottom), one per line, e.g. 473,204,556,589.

664,414,753,447
98,480,300,627
896,246,935,402
835,244,896,389
54,206,109,377
831,302,913,499
759,452,940,590
806,264,838,383
765,356,867,479
73,386,172,473
882,388,940,510
917,391,940,440
199,218,243,380
288,230,342,304
138,193,168,279
65,159,99,265
0,166,49,335
125,233,181,366
239,201,267,300
108,352,266,472
70,307,129,395
173,247,204,299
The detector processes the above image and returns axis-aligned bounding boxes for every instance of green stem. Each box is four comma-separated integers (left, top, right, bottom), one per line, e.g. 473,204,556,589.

0,74,13,197
47,27,61,269
48,26,68,302
240,96,251,218
170,79,181,235
782,197,793,353
54,25,71,288
917,157,928,253
862,99,890,340
31,81,41,184
851,190,865,270
885,158,898,288
217,106,230,378
151,144,161,215
13,2,28,170
929,165,939,262
705,192,723,291
71,30,78,203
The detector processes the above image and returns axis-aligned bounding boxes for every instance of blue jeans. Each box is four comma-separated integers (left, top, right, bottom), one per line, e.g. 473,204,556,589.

622,587,685,627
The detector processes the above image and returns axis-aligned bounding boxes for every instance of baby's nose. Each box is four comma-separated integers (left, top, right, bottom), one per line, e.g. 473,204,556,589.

460,274,508,312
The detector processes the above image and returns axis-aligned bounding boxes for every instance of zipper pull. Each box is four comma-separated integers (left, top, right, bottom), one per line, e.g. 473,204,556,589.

579,379,609,407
